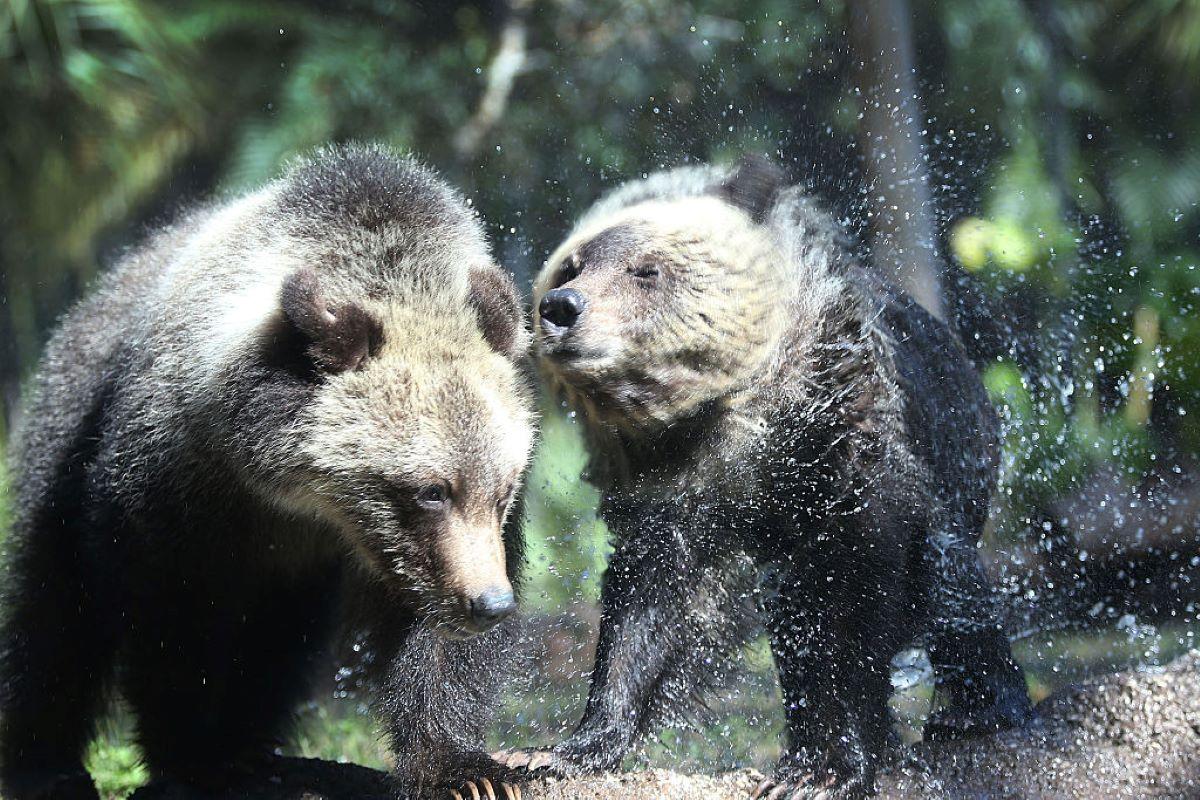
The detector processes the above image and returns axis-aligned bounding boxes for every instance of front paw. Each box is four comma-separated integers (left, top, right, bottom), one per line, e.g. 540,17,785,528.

446,775,523,800
751,753,872,800
490,748,578,778
925,699,1037,742
440,756,527,800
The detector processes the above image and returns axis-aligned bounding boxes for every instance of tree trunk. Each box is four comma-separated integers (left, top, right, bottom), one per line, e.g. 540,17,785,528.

847,0,944,319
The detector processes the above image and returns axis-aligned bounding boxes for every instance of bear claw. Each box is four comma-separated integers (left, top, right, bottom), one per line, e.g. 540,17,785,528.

450,778,521,800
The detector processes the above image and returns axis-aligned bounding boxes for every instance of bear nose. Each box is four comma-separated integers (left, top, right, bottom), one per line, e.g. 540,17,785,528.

468,587,517,628
539,288,586,330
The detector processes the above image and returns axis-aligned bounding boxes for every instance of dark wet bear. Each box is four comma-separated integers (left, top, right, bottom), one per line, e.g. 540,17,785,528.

0,145,535,800
502,158,1033,798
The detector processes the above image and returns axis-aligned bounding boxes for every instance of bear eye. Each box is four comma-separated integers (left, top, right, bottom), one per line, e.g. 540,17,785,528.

416,483,451,509
630,262,659,280
560,253,582,281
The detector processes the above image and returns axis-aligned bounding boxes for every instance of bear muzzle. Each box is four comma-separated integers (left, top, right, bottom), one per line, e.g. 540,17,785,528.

466,587,518,630
433,520,516,635
539,287,587,331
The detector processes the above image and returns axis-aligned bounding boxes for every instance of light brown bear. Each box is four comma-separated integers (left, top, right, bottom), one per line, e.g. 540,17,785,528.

0,144,534,800
501,157,1032,799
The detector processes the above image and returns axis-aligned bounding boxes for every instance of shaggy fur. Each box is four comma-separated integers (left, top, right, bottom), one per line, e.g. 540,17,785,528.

0,144,535,800
506,158,1033,799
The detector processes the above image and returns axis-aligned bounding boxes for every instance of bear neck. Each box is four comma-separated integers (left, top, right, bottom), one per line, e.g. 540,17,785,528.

579,382,772,491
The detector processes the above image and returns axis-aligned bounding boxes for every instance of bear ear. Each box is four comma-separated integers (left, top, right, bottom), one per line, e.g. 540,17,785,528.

468,265,529,361
280,267,382,374
716,154,787,223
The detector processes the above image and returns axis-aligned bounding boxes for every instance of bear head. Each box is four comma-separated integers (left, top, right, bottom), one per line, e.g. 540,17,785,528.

532,156,790,431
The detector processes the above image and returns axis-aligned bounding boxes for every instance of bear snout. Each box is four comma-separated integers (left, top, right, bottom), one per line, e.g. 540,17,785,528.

539,287,587,331
466,587,517,630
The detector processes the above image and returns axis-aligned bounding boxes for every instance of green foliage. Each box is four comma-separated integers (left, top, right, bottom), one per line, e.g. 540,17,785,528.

932,0,1200,536
290,702,390,769
84,717,147,799
4,0,1196,477
1,0,208,372
521,403,608,608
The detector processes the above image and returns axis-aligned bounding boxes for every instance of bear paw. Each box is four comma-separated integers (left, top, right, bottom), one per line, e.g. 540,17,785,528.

751,762,870,800
490,747,566,775
925,701,1037,742
448,776,523,800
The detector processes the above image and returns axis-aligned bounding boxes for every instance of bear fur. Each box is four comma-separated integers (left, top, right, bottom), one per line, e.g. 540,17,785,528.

0,144,535,800
505,157,1033,798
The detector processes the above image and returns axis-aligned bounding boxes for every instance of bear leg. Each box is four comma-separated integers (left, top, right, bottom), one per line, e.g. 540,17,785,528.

122,567,339,785
0,534,114,800
757,563,901,800
500,528,753,780
376,615,527,800
921,529,1034,740
925,620,1034,740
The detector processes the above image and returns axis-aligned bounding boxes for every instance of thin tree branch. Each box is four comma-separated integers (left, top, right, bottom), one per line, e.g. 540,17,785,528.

455,0,531,160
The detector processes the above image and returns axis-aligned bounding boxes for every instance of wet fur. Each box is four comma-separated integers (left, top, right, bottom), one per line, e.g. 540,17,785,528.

527,160,1033,797
0,145,534,799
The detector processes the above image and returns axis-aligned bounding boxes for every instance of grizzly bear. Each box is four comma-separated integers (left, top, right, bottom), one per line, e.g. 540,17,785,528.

500,157,1033,799
0,145,534,800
